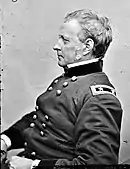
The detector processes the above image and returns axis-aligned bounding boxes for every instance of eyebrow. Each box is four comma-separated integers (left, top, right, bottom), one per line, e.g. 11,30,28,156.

59,34,70,41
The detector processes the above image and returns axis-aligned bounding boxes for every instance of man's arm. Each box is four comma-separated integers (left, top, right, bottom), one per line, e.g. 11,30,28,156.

1,111,36,150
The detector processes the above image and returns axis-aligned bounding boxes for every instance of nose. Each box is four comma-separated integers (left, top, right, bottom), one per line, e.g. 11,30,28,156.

53,42,61,51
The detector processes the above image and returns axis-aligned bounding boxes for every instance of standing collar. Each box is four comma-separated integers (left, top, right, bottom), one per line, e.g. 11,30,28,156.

64,58,103,77
67,58,100,69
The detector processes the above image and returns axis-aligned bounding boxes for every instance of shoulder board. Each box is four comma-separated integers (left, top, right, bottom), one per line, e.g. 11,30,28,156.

90,84,116,96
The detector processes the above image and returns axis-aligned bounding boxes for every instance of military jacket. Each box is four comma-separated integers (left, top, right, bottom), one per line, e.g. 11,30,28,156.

3,59,123,167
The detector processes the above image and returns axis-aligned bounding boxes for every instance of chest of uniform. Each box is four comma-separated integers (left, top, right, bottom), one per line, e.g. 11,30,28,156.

37,76,79,111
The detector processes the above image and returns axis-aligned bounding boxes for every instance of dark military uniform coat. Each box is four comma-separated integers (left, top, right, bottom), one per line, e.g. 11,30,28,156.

3,59,123,168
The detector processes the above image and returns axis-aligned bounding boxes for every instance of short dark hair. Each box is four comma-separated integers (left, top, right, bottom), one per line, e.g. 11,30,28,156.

64,9,112,58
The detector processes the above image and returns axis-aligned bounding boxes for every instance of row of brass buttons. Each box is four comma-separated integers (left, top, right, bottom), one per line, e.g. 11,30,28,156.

26,107,50,156
48,76,77,95
30,116,48,130
30,122,46,128
27,76,77,156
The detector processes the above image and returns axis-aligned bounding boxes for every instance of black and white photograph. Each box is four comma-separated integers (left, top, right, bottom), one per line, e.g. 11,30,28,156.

1,0,130,168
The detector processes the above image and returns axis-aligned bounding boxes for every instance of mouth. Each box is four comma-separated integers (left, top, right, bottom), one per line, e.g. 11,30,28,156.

57,53,63,59
58,56,63,61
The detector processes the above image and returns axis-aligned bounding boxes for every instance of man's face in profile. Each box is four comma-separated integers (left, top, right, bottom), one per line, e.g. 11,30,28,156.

53,19,85,67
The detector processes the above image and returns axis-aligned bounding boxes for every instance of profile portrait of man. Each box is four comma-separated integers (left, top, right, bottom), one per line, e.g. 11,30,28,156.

1,9,123,168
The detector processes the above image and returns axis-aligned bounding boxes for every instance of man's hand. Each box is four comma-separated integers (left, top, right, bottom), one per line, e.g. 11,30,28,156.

9,156,33,169
1,139,8,164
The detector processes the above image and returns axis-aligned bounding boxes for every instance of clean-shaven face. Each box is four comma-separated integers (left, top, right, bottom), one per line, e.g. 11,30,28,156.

53,19,85,67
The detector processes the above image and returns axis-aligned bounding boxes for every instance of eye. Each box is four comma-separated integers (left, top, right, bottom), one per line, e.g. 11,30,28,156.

59,35,69,44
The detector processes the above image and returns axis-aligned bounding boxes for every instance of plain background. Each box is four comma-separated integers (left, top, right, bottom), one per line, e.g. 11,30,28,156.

1,0,130,163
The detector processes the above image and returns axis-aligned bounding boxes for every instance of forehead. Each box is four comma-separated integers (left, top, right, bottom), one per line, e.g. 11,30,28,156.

59,19,81,38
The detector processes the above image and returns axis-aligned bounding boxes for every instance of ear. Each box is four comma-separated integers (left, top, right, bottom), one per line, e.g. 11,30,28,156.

83,38,94,55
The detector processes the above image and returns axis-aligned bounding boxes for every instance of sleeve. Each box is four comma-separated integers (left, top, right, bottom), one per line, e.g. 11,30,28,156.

1,111,36,150
35,93,122,168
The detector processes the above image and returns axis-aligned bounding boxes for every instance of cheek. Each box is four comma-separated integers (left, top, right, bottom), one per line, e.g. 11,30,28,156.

63,46,76,59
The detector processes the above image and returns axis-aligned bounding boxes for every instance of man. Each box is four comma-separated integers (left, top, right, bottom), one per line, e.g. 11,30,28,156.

1,9,122,168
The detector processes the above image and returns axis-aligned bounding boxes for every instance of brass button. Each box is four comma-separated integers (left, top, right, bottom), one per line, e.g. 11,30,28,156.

35,106,39,111
45,115,49,121
24,142,27,146
31,152,36,156
48,86,53,91
33,114,37,120
56,90,62,96
54,79,58,84
42,123,46,128
40,131,44,136
71,76,77,82
30,123,35,127
63,82,68,87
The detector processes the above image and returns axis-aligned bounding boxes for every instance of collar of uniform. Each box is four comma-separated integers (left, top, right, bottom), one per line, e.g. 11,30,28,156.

64,58,103,77
67,58,100,69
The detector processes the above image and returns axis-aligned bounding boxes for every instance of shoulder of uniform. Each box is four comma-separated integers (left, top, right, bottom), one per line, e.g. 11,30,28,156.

90,84,116,96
